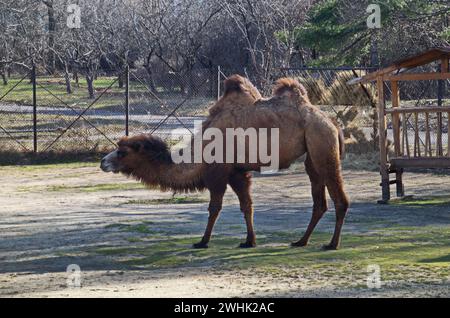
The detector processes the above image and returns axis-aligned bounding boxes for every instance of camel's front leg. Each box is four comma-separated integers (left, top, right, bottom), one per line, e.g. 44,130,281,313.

193,189,226,249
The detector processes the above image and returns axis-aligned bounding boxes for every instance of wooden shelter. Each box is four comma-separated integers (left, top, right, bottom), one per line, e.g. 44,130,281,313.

351,47,450,202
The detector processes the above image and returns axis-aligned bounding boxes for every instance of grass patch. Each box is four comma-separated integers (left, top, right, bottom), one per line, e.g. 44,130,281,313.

125,197,208,205
19,182,145,193
389,195,450,207
105,221,156,234
0,150,108,166
53,183,145,192
92,225,450,287
0,161,98,172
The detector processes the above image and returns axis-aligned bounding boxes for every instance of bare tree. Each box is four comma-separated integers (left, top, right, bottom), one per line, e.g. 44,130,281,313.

221,0,312,90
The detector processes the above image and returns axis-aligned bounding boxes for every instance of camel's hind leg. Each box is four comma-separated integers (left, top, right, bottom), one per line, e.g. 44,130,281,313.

292,155,328,247
229,171,256,248
323,166,349,250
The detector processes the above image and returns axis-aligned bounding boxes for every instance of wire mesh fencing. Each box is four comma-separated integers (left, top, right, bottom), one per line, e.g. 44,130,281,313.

0,65,218,153
127,66,217,140
2,64,446,155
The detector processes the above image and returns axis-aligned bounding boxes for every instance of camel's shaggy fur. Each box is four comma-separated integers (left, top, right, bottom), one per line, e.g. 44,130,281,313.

101,75,349,249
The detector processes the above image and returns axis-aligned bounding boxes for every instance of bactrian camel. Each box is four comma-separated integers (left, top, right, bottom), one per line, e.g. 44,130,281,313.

101,75,349,249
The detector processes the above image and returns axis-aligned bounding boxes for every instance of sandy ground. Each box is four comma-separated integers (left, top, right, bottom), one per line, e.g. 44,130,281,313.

0,162,449,298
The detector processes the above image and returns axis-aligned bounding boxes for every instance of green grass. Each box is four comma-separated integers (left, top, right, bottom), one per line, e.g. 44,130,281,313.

50,182,145,192
125,197,208,205
390,195,450,207
0,161,98,171
18,182,145,193
0,76,213,113
105,222,156,234
94,223,450,286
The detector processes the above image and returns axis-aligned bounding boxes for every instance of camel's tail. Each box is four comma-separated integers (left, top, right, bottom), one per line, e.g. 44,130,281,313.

330,118,345,160
337,126,345,160
272,77,310,104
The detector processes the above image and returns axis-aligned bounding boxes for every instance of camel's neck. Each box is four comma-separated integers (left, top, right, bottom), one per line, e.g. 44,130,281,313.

134,161,204,192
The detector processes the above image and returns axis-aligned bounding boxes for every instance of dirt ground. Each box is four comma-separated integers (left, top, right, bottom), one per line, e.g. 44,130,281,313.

0,161,449,298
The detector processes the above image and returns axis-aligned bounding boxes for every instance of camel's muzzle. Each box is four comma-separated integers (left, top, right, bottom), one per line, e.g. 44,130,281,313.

100,151,119,172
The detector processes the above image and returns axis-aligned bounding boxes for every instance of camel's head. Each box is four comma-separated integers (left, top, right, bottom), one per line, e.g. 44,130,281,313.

100,134,172,174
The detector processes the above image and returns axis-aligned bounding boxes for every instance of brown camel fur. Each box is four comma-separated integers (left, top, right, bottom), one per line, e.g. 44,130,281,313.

101,75,349,250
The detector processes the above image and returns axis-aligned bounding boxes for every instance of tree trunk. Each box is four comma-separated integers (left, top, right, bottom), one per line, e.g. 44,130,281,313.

1,66,7,85
1,73,7,85
118,72,124,89
86,74,95,99
64,65,72,94
44,0,56,74
73,71,79,87
144,64,157,92
370,33,379,68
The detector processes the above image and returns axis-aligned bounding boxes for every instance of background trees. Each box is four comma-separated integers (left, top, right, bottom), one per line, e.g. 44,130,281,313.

0,0,448,94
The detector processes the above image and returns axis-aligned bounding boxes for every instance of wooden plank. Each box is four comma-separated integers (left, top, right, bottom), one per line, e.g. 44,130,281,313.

390,81,401,156
390,157,450,169
437,114,443,156
377,76,390,201
414,112,420,157
442,58,449,156
448,112,450,157
425,113,431,157
383,72,450,82
385,106,450,114
402,113,410,157
393,48,450,70
442,57,449,72
354,48,450,84
351,65,400,84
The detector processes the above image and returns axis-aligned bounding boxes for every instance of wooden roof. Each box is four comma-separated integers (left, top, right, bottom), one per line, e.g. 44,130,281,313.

349,47,450,84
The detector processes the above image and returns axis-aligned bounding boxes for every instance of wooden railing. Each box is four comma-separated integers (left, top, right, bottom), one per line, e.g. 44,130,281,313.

386,107,450,159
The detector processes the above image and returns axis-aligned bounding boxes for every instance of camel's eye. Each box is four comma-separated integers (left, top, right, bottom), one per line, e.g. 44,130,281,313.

117,150,127,158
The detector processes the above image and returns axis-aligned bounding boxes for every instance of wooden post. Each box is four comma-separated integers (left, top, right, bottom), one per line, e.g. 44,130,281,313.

436,58,448,156
425,113,431,156
414,112,420,157
377,76,390,202
391,81,401,156
441,57,449,156
390,80,404,197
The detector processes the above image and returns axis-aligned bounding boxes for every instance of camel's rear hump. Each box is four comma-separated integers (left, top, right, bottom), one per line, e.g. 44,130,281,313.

272,77,310,105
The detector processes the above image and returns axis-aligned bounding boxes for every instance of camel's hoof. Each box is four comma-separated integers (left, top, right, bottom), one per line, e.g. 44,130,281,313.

291,240,308,247
322,244,338,251
193,242,209,249
239,242,256,248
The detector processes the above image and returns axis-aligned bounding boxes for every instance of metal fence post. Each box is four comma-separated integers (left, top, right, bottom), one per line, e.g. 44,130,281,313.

217,65,222,100
125,65,129,136
32,64,37,153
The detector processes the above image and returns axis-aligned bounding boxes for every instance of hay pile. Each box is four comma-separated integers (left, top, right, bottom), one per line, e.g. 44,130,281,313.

297,76,327,105
325,71,377,106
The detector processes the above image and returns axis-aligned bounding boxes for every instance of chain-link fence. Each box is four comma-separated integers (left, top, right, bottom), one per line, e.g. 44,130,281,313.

0,65,218,153
1,64,447,155
218,67,379,152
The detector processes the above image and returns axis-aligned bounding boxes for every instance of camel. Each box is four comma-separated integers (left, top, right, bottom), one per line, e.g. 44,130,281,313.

100,75,349,250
